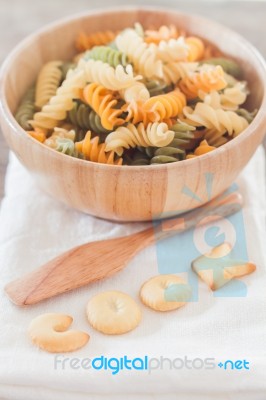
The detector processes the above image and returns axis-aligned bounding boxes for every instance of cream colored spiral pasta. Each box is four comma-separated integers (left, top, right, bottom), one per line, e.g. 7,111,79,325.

183,103,249,137
156,37,189,63
120,82,150,102
199,82,248,111
162,62,198,85
35,61,63,109
115,29,163,79
78,58,142,90
144,25,182,44
30,68,86,130
105,122,175,155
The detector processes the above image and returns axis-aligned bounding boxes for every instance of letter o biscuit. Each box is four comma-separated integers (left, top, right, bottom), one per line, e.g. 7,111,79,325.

140,275,192,311
86,291,141,335
28,313,90,353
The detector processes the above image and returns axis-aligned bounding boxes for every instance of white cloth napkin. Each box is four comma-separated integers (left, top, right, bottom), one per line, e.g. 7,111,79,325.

0,148,266,400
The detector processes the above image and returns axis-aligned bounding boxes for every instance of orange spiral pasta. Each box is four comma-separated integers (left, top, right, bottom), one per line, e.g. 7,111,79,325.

122,101,156,125
75,131,123,165
143,89,186,121
83,83,124,130
186,139,216,159
75,31,117,51
144,25,183,44
27,127,47,143
186,37,205,62
179,65,227,99
203,128,228,147
203,44,223,59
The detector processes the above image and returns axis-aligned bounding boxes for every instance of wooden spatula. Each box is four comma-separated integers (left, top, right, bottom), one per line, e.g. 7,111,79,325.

5,191,243,306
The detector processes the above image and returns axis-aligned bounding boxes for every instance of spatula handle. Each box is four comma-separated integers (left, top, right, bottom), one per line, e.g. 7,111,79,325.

138,191,243,247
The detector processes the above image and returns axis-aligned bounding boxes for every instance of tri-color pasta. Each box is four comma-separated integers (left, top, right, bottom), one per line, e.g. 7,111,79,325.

14,22,256,166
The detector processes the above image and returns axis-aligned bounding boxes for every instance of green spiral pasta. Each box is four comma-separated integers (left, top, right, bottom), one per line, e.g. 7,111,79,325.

138,122,197,164
85,45,129,68
236,108,257,123
124,149,150,165
15,86,36,130
144,79,173,96
55,138,77,156
68,101,111,139
150,147,185,164
138,145,185,164
170,122,200,150
201,58,243,79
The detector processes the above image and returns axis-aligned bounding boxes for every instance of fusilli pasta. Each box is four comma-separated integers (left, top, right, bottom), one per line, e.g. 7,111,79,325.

199,82,248,111
105,122,175,155
75,131,123,165
85,46,129,68
179,65,227,99
202,58,242,79
115,28,163,79
144,25,182,44
27,127,46,143
186,139,216,159
236,108,257,123
183,103,249,137
141,122,198,164
202,128,228,147
156,37,189,62
122,101,156,126
78,58,142,90
162,61,198,84
143,89,186,121
76,31,117,51
30,68,86,130
119,82,150,102
44,127,76,153
35,61,63,109
14,22,254,166
83,83,124,130
56,138,77,156
15,85,36,130
186,37,205,61
68,100,110,136
144,79,171,96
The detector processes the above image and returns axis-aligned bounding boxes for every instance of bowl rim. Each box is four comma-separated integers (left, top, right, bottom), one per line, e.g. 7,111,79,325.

1,5,266,172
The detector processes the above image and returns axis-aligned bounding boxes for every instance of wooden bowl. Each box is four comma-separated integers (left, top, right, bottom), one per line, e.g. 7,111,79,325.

0,7,266,221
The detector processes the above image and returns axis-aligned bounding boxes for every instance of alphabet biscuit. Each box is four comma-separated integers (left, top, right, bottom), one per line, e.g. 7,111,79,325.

140,275,192,311
28,313,89,353
86,291,141,335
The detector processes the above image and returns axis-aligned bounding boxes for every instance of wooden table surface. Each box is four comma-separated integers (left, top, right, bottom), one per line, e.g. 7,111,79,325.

0,0,266,201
